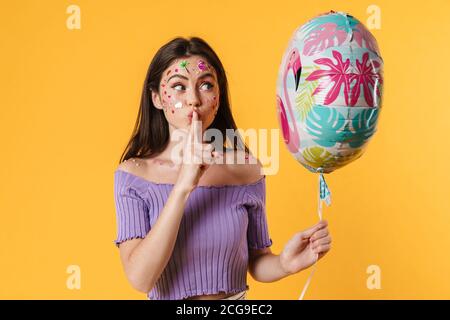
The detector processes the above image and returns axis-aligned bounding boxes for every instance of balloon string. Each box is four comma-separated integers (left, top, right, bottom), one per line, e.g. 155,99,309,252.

298,172,330,300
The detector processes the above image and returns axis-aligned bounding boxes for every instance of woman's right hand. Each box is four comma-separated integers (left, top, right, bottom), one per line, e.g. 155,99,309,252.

175,111,221,192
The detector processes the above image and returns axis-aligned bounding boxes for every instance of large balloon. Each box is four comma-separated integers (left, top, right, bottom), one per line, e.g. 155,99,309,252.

276,11,383,174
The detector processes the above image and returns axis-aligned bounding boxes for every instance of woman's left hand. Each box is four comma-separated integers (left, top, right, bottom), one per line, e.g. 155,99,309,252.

279,220,331,276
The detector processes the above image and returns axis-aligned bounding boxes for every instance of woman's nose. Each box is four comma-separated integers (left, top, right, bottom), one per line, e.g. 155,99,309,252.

186,88,201,107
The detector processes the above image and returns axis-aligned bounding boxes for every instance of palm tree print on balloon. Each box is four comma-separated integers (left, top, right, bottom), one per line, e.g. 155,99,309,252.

305,50,352,106
305,51,382,107
302,146,335,169
349,52,383,107
295,65,320,121
302,23,348,56
306,106,379,149
305,106,345,148
348,108,379,148
353,23,380,55
303,146,365,171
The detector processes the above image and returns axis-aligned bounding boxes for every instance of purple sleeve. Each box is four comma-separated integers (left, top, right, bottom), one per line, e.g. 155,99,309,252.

245,177,273,250
113,172,150,248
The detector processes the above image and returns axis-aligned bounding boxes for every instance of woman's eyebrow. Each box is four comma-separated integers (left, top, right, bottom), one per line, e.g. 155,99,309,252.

197,72,216,81
166,72,216,83
166,74,189,82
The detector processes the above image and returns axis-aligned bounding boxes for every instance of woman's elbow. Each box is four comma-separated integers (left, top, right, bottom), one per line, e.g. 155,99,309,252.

127,272,154,293
119,243,155,293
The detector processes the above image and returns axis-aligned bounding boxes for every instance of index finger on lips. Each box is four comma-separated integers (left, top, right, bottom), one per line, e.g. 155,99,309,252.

191,111,202,144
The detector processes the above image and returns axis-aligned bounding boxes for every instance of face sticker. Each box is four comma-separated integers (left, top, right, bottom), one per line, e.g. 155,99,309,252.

174,102,182,109
197,60,208,72
179,60,190,74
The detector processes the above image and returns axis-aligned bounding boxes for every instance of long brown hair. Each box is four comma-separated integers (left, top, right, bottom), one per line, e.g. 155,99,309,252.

119,37,249,164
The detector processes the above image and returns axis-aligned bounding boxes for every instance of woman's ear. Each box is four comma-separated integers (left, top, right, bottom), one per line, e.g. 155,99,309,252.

151,89,163,110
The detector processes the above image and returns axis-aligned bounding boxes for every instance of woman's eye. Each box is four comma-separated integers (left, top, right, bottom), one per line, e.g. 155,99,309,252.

200,82,214,90
172,84,185,91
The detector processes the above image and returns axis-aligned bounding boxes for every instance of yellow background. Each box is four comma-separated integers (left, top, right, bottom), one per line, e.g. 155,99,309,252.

1,0,449,299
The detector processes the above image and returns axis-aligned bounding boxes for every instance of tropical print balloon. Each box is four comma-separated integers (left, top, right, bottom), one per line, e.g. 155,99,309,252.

276,11,383,174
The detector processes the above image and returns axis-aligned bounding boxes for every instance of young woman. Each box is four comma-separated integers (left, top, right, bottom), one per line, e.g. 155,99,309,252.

113,37,331,300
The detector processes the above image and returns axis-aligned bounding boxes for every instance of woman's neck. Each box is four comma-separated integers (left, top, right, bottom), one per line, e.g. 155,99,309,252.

155,123,191,162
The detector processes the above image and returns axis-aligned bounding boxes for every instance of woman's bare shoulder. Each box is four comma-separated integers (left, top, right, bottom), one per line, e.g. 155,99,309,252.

116,157,154,179
116,157,143,175
116,156,179,183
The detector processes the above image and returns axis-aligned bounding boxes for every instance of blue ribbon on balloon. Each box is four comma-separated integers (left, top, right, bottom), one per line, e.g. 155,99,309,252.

319,173,331,206
317,168,331,220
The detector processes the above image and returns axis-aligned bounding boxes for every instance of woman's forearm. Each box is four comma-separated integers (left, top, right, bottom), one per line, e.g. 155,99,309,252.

249,253,292,283
125,184,191,292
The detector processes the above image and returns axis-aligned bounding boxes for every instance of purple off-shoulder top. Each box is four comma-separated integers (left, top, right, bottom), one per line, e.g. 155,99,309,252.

113,169,273,300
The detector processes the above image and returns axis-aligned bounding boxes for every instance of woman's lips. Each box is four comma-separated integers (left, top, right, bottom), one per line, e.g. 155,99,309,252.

187,112,201,121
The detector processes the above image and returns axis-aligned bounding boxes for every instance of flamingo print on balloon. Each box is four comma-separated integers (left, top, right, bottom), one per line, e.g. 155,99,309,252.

276,48,302,154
